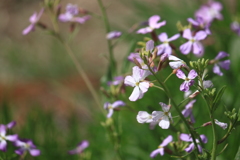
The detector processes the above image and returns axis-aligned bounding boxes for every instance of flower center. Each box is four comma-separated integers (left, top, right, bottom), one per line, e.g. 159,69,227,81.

108,105,113,109
158,145,163,149
190,38,195,43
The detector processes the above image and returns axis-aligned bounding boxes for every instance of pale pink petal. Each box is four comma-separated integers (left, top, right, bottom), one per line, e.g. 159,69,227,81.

150,149,161,158
29,149,41,156
129,87,140,101
124,76,136,87
132,66,142,82
6,134,18,141
136,27,152,34
22,24,35,35
0,140,7,151
182,29,192,39
137,111,153,123
168,33,180,41
107,109,114,118
153,21,166,29
158,32,168,42
139,81,149,93
194,31,207,40
149,15,160,28
180,41,192,54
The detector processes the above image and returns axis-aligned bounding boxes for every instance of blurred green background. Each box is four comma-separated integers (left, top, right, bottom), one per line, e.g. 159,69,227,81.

0,0,240,159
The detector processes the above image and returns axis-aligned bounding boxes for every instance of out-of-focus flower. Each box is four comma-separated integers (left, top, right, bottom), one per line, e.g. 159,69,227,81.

231,21,240,36
22,8,44,35
157,33,180,56
215,119,228,130
108,76,124,86
106,31,122,39
14,139,40,156
0,125,18,151
137,111,154,123
195,1,223,24
124,66,151,101
182,100,196,123
176,69,198,92
180,29,207,56
212,51,230,76
59,4,90,24
152,102,172,129
150,135,173,158
68,140,89,155
180,133,207,153
104,101,125,118
5,121,16,129
168,55,187,69
188,17,211,35
136,15,166,34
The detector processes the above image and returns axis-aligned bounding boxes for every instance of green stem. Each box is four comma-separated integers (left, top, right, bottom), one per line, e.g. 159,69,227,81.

147,64,200,154
164,72,174,83
152,84,164,91
97,0,116,80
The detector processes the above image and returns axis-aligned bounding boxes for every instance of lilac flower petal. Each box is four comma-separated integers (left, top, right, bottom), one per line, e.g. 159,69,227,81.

219,60,230,70
211,2,222,11
59,13,73,22
182,29,192,39
159,102,170,112
112,100,125,108
152,111,164,121
149,15,160,28
137,111,152,123
158,32,168,42
176,69,186,80
180,133,193,142
157,44,165,55
129,87,140,101
146,40,154,52
187,18,199,26
29,12,38,23
106,31,122,39
22,24,35,35
168,55,180,61
103,102,110,110
124,76,135,87
168,33,180,41
215,51,229,60
66,4,79,15
200,135,208,143
107,109,114,118
132,66,142,82
215,119,228,130
6,121,16,129
29,149,41,156
159,148,164,156
6,134,18,141
180,81,189,92
180,41,192,54
0,125,6,135
185,99,196,109
193,42,203,55
185,143,194,152
188,70,198,79
213,64,223,76
190,113,195,123
159,116,170,129
150,149,161,158
182,108,191,117
74,15,91,24
0,141,7,151
194,31,207,40
136,27,152,34
79,140,89,149
15,148,25,155
160,135,173,147
139,81,149,93
153,21,166,29
164,46,172,55
197,144,203,153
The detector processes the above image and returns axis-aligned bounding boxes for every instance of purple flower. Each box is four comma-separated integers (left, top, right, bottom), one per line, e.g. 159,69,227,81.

152,102,172,129
104,101,125,118
14,139,40,156
59,4,90,24
150,135,173,158
168,55,187,69
5,121,16,129
22,8,44,35
213,51,230,76
195,1,223,24
215,119,228,130
136,15,166,34
107,76,124,86
182,100,196,123
180,133,207,153
180,29,207,56
176,69,198,92
124,66,151,101
106,31,122,39
188,17,211,35
68,140,89,155
231,21,240,36
157,33,180,56
0,125,18,152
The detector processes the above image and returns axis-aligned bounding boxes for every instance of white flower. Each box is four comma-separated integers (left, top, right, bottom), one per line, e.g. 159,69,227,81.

136,111,153,123
168,55,187,69
124,66,151,101
152,102,172,129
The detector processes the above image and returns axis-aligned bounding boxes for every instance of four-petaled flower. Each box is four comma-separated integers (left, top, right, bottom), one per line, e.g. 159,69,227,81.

180,29,207,56
124,66,151,101
152,102,172,129
182,100,196,123
106,31,122,39
136,15,166,34
0,125,18,152
14,139,41,156
150,135,173,158
104,101,126,118
176,69,198,92
157,32,180,56
212,51,230,76
187,17,211,35
180,133,207,153
22,8,44,35
68,140,89,155
59,3,90,24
